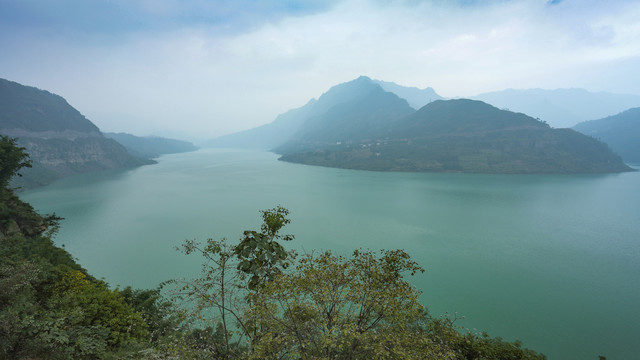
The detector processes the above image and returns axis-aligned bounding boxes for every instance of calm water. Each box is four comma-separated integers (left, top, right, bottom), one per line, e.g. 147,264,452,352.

21,149,640,360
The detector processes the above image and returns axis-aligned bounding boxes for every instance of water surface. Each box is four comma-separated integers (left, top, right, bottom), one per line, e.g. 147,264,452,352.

21,149,640,360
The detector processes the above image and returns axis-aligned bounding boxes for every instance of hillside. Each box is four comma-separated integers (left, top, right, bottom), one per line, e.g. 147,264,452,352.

573,107,640,164
0,78,100,133
472,88,640,129
0,78,151,189
279,99,632,174
275,82,414,154
105,132,198,159
203,76,424,150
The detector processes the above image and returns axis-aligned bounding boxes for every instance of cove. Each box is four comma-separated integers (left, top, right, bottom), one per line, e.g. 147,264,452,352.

20,149,640,360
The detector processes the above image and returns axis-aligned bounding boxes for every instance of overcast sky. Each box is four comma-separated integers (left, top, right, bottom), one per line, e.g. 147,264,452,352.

1,0,639,140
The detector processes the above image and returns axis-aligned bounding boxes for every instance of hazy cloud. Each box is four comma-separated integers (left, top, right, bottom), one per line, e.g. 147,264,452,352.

1,0,639,140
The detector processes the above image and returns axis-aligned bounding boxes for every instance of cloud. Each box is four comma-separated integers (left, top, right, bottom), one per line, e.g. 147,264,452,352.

1,0,639,139
0,0,340,36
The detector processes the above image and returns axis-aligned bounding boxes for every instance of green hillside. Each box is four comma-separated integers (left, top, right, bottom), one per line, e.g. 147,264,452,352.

0,78,151,189
276,83,414,154
573,107,640,164
0,78,99,133
280,99,632,174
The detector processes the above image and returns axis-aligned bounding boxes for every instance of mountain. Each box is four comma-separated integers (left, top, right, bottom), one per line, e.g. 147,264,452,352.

573,107,640,164
202,76,421,150
200,98,316,150
0,78,151,189
279,99,632,174
105,132,198,159
472,88,640,129
373,79,443,109
275,80,415,154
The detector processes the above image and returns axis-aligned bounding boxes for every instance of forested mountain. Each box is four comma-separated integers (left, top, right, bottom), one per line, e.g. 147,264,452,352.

105,132,198,159
573,107,640,164
275,82,414,154
279,99,632,174
203,76,417,150
0,78,99,133
0,78,151,189
471,88,640,129
205,77,633,174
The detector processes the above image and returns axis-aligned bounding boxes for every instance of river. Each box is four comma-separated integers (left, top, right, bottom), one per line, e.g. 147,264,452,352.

21,149,640,359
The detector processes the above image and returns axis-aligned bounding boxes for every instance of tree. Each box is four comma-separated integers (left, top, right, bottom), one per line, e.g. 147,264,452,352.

234,206,294,290
245,249,448,359
0,135,31,189
176,207,546,359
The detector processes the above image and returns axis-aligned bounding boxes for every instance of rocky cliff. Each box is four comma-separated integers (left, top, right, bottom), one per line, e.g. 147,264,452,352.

0,78,151,189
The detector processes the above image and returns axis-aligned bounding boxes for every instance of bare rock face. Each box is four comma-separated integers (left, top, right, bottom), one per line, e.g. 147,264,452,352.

0,78,151,189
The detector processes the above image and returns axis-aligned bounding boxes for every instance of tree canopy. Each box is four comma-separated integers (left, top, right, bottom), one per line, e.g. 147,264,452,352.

175,207,546,360
0,135,31,189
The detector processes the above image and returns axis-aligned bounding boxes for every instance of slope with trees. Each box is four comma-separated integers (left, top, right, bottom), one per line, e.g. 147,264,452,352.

279,99,632,174
573,107,640,164
0,135,178,358
0,78,152,189
275,82,415,154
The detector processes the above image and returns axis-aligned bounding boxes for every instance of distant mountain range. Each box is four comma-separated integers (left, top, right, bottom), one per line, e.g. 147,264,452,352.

373,79,443,109
573,107,640,164
206,77,632,174
471,88,640,129
0,79,148,188
104,132,198,159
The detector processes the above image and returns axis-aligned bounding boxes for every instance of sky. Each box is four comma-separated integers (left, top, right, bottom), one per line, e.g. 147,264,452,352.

1,0,640,140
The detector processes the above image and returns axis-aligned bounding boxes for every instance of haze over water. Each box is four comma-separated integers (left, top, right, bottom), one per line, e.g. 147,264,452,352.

21,149,640,360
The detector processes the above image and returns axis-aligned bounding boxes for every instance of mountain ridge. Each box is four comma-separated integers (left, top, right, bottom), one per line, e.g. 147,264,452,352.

105,132,198,159
573,107,640,164
0,78,152,189
202,76,430,150
471,88,640,128
279,98,632,174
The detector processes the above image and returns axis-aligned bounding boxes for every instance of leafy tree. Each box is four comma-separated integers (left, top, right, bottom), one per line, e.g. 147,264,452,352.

0,135,31,189
246,249,446,359
176,207,546,360
235,206,294,290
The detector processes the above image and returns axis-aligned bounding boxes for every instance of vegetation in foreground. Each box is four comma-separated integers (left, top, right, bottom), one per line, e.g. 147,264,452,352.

1,135,546,359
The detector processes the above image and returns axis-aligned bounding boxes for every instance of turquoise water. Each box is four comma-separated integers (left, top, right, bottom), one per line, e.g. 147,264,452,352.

21,149,640,359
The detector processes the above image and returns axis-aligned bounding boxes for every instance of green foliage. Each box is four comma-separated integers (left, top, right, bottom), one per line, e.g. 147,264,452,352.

0,140,164,359
235,206,294,290
427,315,546,360
0,135,31,189
247,249,432,359
177,207,546,360
54,270,149,347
